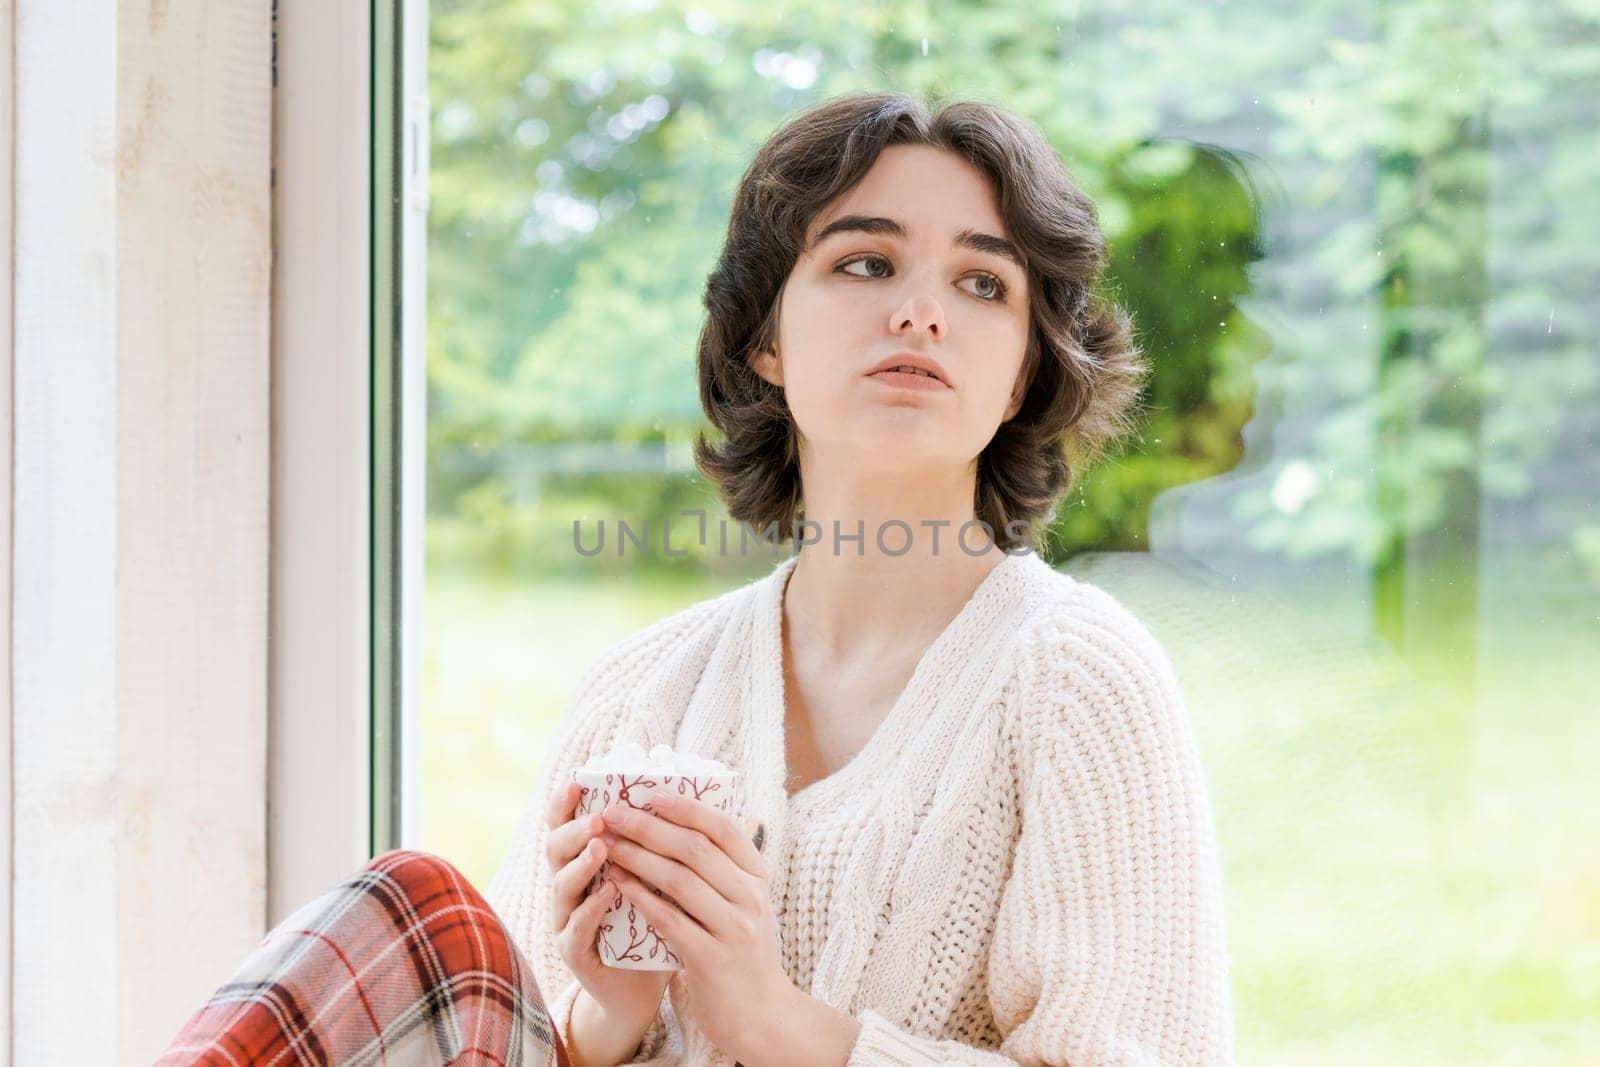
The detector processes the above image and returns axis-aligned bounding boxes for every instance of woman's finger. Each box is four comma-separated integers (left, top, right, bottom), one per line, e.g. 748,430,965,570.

568,873,615,942
544,795,603,872
602,835,737,941
611,866,712,962
545,780,578,831
651,795,766,881
604,798,760,910
549,837,607,934
559,876,612,963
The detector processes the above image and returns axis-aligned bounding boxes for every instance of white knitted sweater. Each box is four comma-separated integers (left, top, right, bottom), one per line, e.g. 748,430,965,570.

485,549,1235,1066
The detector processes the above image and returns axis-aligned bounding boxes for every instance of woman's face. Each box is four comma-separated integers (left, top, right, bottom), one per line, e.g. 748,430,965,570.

751,144,1033,475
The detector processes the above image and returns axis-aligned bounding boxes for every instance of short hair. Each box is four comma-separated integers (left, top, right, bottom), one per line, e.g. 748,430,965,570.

692,91,1145,552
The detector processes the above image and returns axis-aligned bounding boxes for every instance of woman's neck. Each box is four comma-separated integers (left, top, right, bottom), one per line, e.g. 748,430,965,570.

781,451,1015,657
781,520,1008,664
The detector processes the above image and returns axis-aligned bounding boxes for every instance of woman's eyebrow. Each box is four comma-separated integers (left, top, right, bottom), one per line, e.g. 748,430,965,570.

810,214,1025,271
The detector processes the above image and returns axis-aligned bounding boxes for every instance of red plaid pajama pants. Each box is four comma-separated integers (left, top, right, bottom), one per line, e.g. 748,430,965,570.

154,849,570,1067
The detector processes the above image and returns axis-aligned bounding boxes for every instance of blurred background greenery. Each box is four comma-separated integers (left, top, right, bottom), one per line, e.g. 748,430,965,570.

419,0,1599,1062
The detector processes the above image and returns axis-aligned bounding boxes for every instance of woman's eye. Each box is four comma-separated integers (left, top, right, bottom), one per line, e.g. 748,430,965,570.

959,274,1008,302
839,255,892,279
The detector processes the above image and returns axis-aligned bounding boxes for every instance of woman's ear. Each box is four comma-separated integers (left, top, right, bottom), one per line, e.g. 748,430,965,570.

749,345,784,388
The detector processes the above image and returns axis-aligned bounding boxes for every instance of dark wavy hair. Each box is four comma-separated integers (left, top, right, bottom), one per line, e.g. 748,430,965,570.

692,91,1145,551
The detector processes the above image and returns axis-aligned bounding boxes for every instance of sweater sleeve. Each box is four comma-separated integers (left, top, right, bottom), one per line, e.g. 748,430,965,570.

846,601,1235,1067
482,634,675,1063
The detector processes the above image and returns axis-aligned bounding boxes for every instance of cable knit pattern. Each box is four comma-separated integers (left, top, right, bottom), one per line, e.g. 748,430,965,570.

484,550,1234,1066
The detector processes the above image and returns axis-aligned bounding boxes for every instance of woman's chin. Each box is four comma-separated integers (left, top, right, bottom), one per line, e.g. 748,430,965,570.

799,407,977,467
852,430,961,470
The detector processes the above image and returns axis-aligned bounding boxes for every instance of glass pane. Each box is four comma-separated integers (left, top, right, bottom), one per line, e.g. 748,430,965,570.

419,2,1598,1062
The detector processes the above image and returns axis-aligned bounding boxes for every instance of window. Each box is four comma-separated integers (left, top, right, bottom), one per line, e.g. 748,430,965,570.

384,2,1600,1060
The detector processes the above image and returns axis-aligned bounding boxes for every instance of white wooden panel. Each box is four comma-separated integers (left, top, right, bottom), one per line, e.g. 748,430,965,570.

13,0,121,1056
12,1,270,1061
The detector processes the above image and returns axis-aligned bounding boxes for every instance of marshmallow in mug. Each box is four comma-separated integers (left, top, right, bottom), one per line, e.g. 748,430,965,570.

577,741,732,778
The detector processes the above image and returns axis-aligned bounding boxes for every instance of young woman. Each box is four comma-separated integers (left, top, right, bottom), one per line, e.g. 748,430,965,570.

158,92,1233,1067
489,92,1233,1066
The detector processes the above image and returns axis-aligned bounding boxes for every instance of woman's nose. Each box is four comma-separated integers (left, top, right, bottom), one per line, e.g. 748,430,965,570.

889,290,946,338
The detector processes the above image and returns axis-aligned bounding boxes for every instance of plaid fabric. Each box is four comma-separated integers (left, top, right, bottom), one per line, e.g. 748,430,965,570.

155,849,569,1067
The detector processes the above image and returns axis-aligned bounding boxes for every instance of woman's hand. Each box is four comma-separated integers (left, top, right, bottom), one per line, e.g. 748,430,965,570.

597,792,791,1063
543,781,673,1031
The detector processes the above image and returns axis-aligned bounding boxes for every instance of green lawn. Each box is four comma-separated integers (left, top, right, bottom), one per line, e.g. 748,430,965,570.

420,556,1598,1065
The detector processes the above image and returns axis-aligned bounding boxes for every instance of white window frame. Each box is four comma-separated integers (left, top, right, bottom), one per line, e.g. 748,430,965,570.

10,1,270,1057
270,0,428,918
268,0,376,920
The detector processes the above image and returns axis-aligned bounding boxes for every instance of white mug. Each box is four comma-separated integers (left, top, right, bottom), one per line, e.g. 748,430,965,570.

571,768,741,970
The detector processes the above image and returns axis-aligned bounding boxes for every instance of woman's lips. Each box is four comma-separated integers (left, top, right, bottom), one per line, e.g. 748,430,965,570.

868,369,950,391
